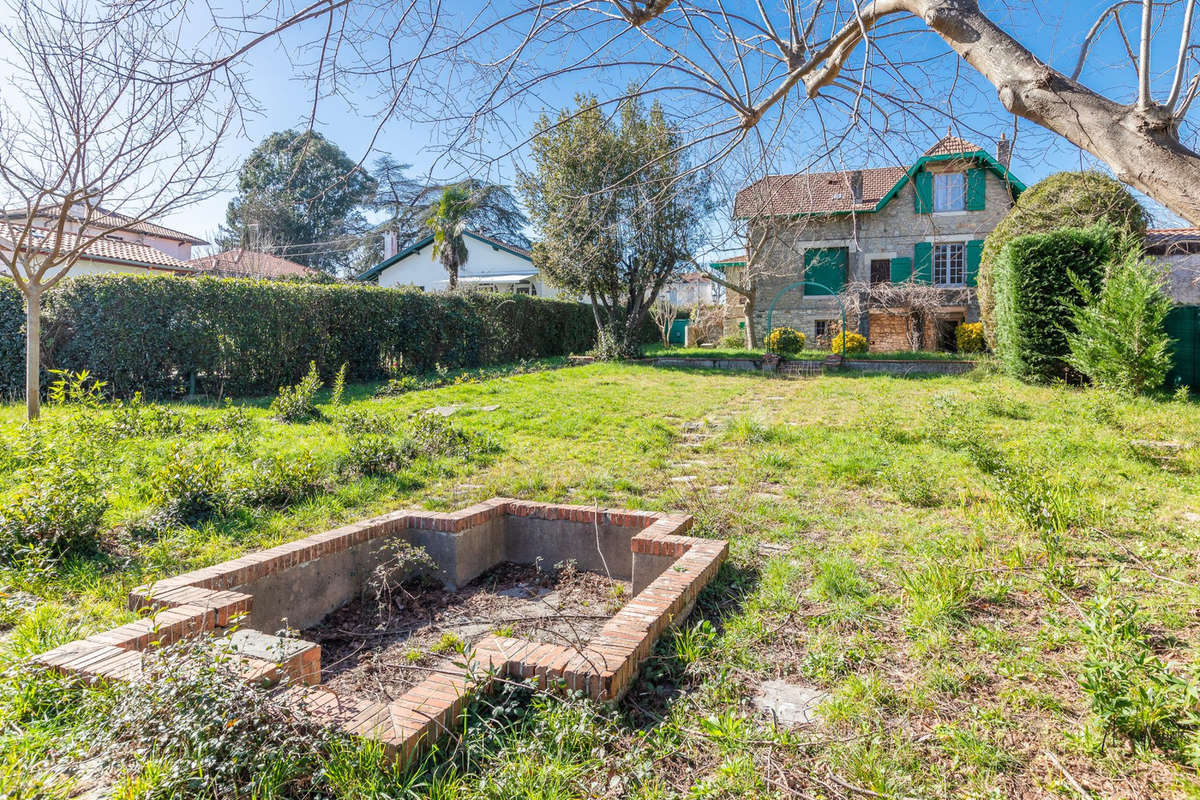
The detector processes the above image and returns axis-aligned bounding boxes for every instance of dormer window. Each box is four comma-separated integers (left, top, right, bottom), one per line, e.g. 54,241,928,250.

933,172,966,211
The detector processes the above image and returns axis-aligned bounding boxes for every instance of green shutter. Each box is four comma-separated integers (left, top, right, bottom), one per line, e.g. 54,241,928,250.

913,171,933,214
966,168,986,211
890,257,912,283
804,247,847,295
914,242,932,283
966,239,984,286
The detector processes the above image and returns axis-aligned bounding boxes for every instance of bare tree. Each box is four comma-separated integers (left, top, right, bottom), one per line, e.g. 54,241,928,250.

159,0,1200,225
841,280,974,351
0,0,234,419
650,296,681,348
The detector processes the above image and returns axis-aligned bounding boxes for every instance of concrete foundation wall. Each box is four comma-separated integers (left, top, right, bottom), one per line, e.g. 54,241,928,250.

235,534,410,631
502,518,636,582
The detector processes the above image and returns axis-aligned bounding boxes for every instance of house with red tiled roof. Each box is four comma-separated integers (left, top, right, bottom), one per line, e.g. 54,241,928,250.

188,249,322,280
0,205,205,278
730,132,1024,351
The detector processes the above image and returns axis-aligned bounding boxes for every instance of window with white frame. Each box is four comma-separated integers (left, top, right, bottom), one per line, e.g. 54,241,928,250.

933,172,966,212
933,243,965,286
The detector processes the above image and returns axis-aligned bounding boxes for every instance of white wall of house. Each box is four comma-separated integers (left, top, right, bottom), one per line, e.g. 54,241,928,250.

63,257,182,277
375,237,562,298
664,276,721,306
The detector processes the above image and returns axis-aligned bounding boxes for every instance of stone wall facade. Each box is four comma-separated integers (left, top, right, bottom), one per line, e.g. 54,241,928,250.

742,158,1015,349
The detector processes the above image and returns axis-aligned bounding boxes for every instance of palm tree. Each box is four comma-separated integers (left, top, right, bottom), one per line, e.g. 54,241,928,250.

427,185,476,289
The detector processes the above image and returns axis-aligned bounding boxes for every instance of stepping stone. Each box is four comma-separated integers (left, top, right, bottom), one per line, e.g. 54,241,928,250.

710,485,730,494
477,405,500,412
756,542,790,557
753,493,784,501
670,476,697,483
425,405,463,417
753,680,829,726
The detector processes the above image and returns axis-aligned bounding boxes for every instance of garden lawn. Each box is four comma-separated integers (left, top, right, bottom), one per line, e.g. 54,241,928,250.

3,362,1200,798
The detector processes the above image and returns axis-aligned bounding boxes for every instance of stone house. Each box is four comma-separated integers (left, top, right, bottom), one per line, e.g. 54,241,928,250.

730,133,1025,350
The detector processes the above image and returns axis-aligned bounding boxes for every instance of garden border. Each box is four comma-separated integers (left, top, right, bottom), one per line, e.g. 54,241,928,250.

32,499,727,763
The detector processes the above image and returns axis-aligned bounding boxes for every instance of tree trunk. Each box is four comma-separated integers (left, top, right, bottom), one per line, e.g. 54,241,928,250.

448,261,458,290
25,287,40,421
801,0,1200,223
743,292,758,348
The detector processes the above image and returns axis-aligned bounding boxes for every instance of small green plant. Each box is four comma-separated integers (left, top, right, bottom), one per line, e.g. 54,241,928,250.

46,369,107,407
269,362,323,423
150,447,230,523
0,461,107,556
831,330,868,355
367,539,437,620
955,322,985,354
671,619,717,665
432,632,465,655
329,362,348,406
342,435,411,477
238,453,324,508
765,327,805,355
375,375,422,397
718,333,746,348
899,562,974,632
1079,592,1200,764
810,556,870,602
1066,253,1174,395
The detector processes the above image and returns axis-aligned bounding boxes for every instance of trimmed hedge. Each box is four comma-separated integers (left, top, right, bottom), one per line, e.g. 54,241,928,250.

993,226,1114,383
0,280,23,400
0,275,596,398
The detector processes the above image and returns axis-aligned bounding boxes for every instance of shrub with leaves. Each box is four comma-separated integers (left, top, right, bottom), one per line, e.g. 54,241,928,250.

46,369,107,407
374,375,422,397
1066,254,1174,395
269,361,323,423
404,414,493,460
238,453,324,508
83,636,335,798
342,435,412,477
830,330,868,355
150,447,230,523
956,322,985,354
1079,592,1200,764
765,326,805,355
329,362,348,406
0,461,107,556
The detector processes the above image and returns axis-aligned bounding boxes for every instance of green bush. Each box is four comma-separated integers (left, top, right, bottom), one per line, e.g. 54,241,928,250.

831,331,868,355
1065,254,1174,395
2,275,596,398
342,435,412,477
992,226,1114,383
238,453,324,508
718,333,745,348
765,327,805,355
956,322,985,354
978,172,1148,349
0,280,23,400
0,461,108,556
150,447,230,523
269,362,323,423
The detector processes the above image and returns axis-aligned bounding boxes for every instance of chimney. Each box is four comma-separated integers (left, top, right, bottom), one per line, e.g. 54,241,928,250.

996,133,1012,167
383,230,398,259
849,169,863,203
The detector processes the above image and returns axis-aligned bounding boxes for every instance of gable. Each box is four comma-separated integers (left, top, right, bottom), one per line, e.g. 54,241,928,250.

734,139,1025,219
356,231,532,283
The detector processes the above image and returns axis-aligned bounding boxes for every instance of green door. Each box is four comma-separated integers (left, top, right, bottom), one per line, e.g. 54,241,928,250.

1166,305,1200,389
804,247,848,295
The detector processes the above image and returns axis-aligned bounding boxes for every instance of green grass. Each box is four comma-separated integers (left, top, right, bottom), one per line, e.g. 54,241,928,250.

643,343,980,360
3,363,1200,797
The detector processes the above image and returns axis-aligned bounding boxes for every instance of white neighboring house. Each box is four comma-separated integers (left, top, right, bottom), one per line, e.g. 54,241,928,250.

663,271,722,306
356,230,560,296
1147,228,1200,305
0,206,204,277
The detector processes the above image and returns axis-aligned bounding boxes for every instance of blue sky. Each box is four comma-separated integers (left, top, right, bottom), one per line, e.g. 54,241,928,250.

157,0,1194,251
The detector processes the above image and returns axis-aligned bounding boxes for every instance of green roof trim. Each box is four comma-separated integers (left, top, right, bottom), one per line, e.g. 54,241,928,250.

737,149,1026,221
355,231,532,283
710,260,745,270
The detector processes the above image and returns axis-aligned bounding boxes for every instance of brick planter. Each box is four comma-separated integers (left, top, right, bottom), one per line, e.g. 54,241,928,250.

33,499,727,764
